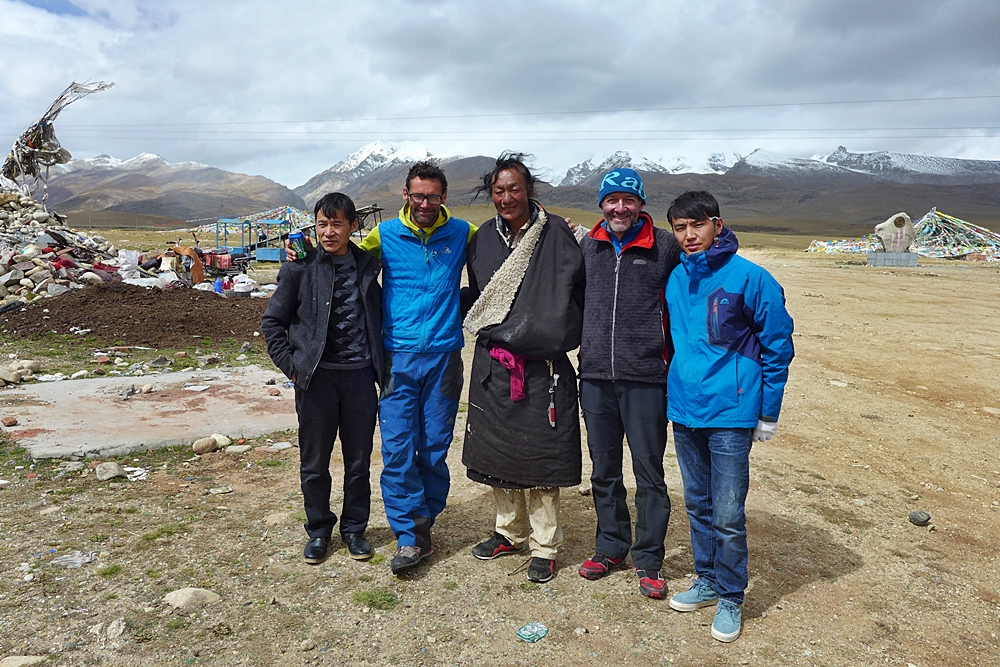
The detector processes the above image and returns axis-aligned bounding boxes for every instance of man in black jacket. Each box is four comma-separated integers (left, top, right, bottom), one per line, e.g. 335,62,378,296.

261,192,384,565
462,153,585,583
577,168,682,599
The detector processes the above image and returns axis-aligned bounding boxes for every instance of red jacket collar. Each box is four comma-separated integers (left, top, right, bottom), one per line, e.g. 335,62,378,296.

588,212,656,251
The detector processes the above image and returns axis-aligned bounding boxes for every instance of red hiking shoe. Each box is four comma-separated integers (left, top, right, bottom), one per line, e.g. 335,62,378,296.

637,569,668,599
578,553,626,580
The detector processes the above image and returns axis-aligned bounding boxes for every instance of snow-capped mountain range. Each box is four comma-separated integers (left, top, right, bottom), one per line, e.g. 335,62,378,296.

37,142,1000,223
293,142,435,205
52,152,210,173
557,151,735,186
729,146,1000,185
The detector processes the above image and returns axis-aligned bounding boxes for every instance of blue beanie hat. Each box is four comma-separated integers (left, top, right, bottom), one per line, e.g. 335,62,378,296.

598,167,646,205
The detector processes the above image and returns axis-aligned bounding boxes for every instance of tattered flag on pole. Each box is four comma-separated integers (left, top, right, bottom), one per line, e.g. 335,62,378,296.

2,80,115,206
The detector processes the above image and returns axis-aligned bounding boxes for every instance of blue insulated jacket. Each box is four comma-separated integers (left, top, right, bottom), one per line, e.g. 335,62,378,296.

666,228,794,428
378,214,472,353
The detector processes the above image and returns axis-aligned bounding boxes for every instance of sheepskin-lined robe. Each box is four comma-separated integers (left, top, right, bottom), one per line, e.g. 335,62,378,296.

461,205,585,488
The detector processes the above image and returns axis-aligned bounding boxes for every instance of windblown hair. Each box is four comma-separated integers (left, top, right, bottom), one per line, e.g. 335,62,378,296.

666,190,721,223
314,191,357,222
474,152,540,202
405,161,448,194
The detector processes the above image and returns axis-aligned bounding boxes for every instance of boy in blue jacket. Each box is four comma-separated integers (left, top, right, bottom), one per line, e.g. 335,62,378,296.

663,191,794,642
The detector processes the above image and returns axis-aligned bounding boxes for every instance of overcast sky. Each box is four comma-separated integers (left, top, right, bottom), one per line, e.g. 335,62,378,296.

2,0,1000,187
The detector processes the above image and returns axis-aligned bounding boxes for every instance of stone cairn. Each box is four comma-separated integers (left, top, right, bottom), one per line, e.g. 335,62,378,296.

0,190,121,310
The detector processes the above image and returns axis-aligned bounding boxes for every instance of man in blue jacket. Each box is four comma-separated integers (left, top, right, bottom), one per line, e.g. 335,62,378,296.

357,162,476,575
664,191,794,642
576,168,681,600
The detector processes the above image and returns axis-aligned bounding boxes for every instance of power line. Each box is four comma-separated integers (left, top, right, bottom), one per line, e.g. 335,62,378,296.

40,93,1000,128
50,132,1000,143
16,125,1000,136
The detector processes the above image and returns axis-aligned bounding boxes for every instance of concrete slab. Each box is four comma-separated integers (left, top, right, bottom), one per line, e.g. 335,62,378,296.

0,364,297,459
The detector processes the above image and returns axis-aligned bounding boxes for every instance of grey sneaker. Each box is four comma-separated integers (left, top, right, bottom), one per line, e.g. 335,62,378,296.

669,578,719,612
391,545,422,575
711,599,743,642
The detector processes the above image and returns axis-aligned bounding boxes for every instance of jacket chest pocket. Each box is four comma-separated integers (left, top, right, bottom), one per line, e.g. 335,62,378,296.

706,288,747,347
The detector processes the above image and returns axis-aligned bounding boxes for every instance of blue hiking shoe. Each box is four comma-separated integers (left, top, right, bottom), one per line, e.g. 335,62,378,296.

711,599,743,642
668,578,718,612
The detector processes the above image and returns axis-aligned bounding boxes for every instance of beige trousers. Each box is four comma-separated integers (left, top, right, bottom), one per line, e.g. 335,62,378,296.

493,487,563,560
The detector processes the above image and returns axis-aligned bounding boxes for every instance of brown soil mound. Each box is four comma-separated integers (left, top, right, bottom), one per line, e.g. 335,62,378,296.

0,282,269,348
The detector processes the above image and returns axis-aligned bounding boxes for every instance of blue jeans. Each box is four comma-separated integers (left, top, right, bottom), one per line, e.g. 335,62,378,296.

671,423,752,604
379,350,463,547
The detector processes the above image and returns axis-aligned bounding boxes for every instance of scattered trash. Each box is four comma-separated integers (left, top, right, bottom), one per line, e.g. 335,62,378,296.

209,486,233,495
516,622,549,643
122,466,149,482
908,510,931,526
49,550,96,568
183,384,211,392
282,381,294,388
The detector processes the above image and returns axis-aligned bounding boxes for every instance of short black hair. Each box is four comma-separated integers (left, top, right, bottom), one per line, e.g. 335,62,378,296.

666,190,721,223
314,192,357,222
474,151,539,202
405,161,448,194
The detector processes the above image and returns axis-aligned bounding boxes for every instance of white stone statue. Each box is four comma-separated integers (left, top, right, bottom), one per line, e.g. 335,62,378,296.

875,212,915,253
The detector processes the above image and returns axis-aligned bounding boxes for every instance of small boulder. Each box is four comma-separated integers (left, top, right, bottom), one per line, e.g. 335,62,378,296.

0,656,49,666
192,437,218,455
226,445,252,455
268,387,281,396
211,433,232,448
163,587,221,609
0,367,17,384
70,370,88,380
2,416,18,427
95,462,127,481
19,360,41,373
149,355,171,368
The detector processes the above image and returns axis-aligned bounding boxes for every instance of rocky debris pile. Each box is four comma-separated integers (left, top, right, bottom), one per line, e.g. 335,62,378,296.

0,190,127,308
0,358,41,387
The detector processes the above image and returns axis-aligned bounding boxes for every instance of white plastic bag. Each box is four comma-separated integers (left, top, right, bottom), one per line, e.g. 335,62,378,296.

117,249,140,279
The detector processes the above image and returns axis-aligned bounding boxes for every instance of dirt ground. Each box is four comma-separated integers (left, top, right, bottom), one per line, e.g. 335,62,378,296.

0,282,269,348
1,249,999,666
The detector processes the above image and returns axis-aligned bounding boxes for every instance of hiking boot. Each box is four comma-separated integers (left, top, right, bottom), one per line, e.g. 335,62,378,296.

526,557,555,583
578,553,625,580
391,545,426,575
413,515,433,554
472,532,521,560
711,599,743,642
669,578,719,612
636,569,668,600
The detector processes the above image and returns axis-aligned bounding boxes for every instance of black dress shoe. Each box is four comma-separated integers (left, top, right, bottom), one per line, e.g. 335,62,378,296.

341,532,373,561
303,536,329,564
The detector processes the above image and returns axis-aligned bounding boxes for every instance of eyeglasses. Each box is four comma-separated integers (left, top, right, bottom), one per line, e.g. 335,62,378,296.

407,192,443,205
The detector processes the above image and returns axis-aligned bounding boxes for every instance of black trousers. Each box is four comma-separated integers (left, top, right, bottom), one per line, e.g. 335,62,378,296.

580,379,671,570
295,366,378,540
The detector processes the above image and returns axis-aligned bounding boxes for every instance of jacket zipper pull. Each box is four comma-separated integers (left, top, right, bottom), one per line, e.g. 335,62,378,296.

547,360,557,428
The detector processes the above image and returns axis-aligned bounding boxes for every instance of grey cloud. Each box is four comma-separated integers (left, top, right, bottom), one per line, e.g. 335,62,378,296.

2,0,999,186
